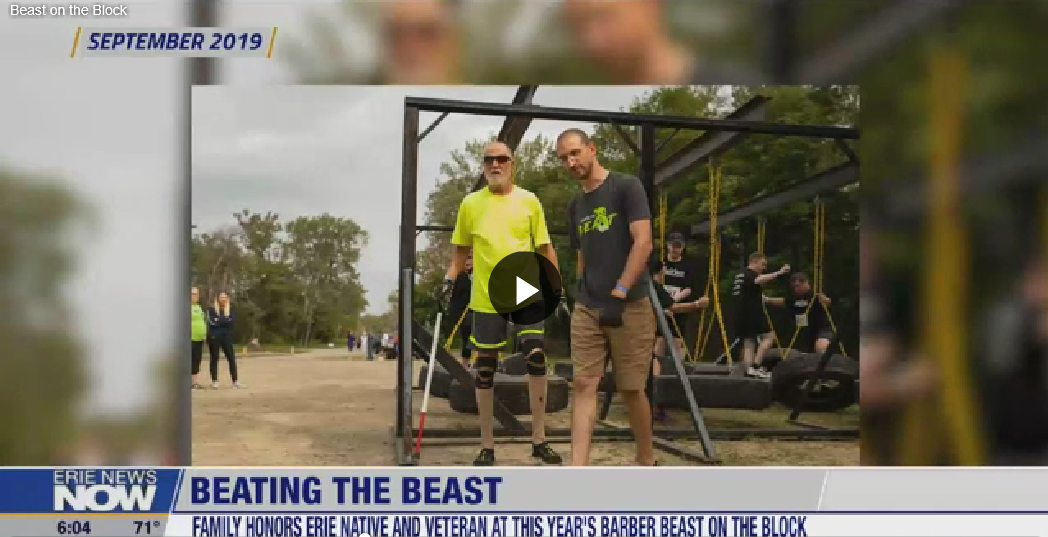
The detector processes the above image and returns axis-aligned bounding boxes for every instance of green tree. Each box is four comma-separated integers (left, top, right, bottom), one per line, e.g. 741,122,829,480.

191,211,369,346
0,168,90,464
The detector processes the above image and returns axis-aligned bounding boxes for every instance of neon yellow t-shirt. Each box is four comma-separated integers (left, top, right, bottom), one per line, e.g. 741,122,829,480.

450,186,551,313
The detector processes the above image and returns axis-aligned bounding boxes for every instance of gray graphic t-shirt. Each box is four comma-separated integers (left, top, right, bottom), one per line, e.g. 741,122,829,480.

568,172,652,308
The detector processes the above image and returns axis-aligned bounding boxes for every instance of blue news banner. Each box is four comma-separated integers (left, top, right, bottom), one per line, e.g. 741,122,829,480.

2,467,1046,537
0,468,812,537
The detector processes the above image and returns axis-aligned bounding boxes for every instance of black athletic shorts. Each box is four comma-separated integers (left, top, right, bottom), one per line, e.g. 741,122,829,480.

470,302,544,352
795,328,835,353
734,311,771,340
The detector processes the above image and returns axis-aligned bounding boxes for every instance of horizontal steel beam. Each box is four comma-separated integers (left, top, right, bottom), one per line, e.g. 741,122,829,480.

417,224,571,236
799,0,969,84
654,95,772,187
691,162,858,235
406,96,859,139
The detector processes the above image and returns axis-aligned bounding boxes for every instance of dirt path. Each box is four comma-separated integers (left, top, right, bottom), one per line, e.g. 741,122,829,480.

192,352,858,466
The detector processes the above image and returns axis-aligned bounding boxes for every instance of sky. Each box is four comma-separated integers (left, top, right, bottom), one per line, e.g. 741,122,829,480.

192,85,659,317
0,0,653,415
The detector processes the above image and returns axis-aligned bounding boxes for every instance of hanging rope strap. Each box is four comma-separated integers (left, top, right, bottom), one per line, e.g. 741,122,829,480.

659,193,668,263
813,200,849,356
696,236,720,359
704,164,733,363
443,307,470,351
756,215,786,355
780,200,825,353
757,217,767,254
899,41,984,466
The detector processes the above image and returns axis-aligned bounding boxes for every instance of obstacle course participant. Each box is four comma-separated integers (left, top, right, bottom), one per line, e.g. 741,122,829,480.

764,273,833,354
558,128,657,466
730,253,790,379
442,140,564,467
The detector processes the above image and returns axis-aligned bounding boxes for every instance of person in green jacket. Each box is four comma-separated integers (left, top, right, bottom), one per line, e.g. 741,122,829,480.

191,287,208,389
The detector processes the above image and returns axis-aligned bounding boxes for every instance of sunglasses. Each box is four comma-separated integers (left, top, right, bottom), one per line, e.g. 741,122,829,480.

483,155,512,165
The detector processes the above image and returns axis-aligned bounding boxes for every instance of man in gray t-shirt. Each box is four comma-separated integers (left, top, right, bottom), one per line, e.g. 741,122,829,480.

557,127,657,467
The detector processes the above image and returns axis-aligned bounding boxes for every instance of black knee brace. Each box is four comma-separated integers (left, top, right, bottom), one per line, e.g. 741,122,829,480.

474,355,497,389
520,339,547,376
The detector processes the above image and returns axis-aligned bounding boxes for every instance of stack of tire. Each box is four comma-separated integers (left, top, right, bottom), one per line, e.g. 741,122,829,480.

418,353,572,415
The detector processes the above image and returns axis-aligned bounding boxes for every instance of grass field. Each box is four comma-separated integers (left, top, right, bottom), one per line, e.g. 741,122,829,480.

192,349,858,466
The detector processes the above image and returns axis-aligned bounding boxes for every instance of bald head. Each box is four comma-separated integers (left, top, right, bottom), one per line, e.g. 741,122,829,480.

485,141,512,154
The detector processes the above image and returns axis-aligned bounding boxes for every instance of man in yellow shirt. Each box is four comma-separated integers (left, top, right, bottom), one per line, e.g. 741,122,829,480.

441,141,563,466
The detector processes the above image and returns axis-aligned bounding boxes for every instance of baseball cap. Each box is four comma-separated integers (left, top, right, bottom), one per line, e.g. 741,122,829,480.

668,232,685,244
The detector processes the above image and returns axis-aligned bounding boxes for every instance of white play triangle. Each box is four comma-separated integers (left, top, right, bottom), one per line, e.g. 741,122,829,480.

515,277,538,305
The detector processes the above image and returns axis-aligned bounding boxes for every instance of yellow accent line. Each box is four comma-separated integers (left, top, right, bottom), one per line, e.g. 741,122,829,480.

469,335,505,349
265,27,278,58
70,27,82,58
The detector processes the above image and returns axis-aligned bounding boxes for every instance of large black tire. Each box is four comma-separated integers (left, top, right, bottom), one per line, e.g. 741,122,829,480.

448,373,570,415
654,374,773,410
417,362,454,399
681,362,731,376
552,361,574,381
770,353,858,412
760,348,806,370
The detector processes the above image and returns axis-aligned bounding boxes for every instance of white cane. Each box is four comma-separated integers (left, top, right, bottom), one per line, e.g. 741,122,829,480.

415,311,442,456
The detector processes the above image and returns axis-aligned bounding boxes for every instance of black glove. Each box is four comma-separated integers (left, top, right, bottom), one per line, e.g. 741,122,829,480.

599,297,625,327
438,277,454,311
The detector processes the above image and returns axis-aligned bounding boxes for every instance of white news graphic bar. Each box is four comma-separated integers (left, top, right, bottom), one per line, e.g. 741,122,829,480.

162,513,1048,537
72,27,278,58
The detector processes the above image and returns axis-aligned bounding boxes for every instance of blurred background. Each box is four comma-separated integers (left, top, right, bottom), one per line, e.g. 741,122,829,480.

0,0,1044,465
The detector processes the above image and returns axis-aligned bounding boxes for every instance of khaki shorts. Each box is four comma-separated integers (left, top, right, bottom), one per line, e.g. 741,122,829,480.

570,297,656,391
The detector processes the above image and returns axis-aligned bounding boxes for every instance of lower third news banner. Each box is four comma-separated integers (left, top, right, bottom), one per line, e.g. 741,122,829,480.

0,468,1047,536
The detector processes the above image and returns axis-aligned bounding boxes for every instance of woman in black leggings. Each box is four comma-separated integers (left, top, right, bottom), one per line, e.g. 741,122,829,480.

207,291,242,388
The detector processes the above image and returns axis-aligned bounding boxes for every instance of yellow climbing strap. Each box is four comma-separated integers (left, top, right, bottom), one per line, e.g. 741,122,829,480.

899,41,985,466
659,193,668,263
782,200,825,353
757,217,767,254
757,216,786,354
698,164,732,363
816,199,848,357
696,235,721,359
443,307,470,352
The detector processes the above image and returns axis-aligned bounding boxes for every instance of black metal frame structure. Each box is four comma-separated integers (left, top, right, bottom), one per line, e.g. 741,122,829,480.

396,90,859,467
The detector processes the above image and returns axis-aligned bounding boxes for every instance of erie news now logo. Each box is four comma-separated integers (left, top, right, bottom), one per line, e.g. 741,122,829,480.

53,469,159,512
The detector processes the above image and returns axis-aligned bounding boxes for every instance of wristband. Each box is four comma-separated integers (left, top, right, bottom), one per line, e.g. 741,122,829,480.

614,285,629,294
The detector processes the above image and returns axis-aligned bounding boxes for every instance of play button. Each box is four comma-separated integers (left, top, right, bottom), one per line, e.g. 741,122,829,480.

516,277,538,305
488,251,563,325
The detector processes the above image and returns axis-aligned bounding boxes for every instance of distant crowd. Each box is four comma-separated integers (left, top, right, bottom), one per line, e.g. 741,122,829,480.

346,330,399,360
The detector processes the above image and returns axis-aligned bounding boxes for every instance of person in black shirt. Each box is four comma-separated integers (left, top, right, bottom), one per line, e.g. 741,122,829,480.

448,252,474,369
654,233,709,369
730,252,790,379
764,272,833,354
